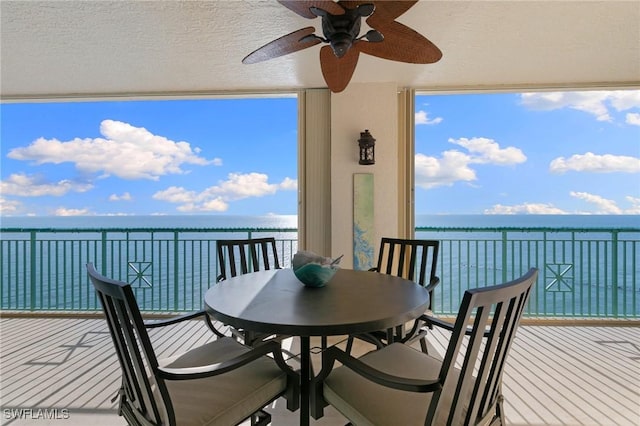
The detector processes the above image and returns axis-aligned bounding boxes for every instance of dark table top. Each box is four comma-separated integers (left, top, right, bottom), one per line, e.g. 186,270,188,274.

204,268,430,337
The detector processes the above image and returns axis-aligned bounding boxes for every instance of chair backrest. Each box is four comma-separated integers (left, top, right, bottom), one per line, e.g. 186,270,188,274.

86,263,172,425
428,268,538,425
375,237,440,307
216,237,281,281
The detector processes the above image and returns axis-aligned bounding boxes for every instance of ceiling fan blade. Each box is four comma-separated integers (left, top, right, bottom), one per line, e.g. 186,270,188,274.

337,1,416,21
357,21,442,64
320,45,359,93
278,1,345,19
243,27,321,64
365,1,417,25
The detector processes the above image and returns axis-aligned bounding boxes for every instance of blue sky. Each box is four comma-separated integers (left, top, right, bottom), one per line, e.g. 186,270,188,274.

415,90,640,215
1,97,299,216
1,90,639,217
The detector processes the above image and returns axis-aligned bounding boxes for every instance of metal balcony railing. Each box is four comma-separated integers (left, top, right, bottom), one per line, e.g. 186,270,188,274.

416,226,639,318
0,228,297,312
1,225,638,318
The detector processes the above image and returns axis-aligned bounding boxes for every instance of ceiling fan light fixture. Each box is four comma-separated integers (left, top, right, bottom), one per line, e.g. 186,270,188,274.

319,10,362,54
330,33,353,58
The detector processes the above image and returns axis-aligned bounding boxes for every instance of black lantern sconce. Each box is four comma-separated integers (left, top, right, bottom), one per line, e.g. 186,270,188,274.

358,129,375,165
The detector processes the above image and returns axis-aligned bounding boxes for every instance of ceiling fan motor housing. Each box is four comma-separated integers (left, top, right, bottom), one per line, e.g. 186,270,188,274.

316,5,370,58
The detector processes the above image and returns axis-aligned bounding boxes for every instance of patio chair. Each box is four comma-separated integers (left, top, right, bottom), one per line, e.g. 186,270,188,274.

87,263,299,426
346,237,440,353
217,237,281,282
216,237,288,347
313,268,537,425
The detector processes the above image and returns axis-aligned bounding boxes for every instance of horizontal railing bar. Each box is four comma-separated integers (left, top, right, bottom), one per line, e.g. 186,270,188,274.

1,227,298,233
416,227,639,232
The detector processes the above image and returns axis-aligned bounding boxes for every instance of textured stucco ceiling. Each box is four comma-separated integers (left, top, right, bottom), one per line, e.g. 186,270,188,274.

1,0,639,99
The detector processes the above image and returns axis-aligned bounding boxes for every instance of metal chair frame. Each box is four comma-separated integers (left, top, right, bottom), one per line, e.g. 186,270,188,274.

216,237,281,283
87,263,298,426
314,268,538,425
347,237,440,353
216,237,293,349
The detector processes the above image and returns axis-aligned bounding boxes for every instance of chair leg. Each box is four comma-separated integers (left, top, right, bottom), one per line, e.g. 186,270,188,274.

345,336,354,354
419,336,429,354
251,409,271,426
496,394,506,425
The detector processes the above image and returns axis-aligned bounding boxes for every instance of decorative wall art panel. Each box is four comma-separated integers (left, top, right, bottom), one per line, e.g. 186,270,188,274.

353,173,375,270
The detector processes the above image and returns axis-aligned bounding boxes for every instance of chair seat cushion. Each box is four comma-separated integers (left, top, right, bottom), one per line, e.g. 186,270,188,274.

323,343,468,426
160,337,287,426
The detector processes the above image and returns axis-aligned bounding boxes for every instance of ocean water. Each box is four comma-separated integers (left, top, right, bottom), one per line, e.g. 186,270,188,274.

415,214,639,229
1,213,638,229
0,214,299,230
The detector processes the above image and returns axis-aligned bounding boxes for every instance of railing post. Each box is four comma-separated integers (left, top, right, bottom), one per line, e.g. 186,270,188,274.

30,231,36,311
174,231,179,311
101,231,108,275
612,230,618,317
501,230,508,283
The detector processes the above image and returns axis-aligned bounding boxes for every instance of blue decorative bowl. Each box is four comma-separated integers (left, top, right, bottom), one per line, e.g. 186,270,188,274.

293,263,338,288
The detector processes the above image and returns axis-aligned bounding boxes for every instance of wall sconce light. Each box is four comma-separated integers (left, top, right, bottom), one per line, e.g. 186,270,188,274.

358,129,375,165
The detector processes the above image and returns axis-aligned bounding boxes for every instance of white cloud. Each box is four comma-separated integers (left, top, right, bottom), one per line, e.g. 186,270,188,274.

109,192,133,201
449,137,526,165
0,173,93,197
415,151,477,189
279,177,298,190
152,186,197,204
624,196,640,214
485,192,639,215
626,113,640,126
609,91,640,111
549,152,640,174
484,203,567,215
570,191,622,214
54,207,92,216
7,119,221,181
415,138,526,189
185,198,228,213
415,110,443,125
153,172,297,212
520,90,640,122
201,172,294,200
0,197,24,215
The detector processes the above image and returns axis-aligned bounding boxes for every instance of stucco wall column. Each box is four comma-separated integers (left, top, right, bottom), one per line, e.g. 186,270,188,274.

330,83,399,269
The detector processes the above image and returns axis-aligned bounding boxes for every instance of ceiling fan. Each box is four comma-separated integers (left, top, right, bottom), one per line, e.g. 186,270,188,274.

242,0,442,93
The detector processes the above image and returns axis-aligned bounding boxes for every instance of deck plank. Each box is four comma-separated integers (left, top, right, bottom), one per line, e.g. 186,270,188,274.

1,317,638,425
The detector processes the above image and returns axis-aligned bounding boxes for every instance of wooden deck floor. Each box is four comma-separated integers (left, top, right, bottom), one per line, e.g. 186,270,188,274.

0,317,638,425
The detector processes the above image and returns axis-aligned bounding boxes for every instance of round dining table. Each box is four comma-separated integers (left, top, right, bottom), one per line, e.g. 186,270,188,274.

204,267,430,426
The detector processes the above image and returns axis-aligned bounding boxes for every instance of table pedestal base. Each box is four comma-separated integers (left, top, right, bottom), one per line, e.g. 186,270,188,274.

300,336,311,426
